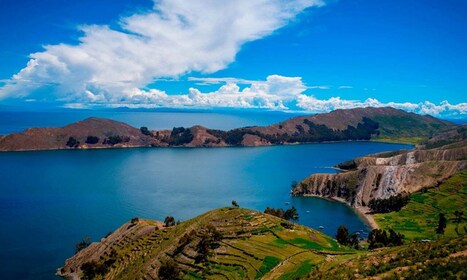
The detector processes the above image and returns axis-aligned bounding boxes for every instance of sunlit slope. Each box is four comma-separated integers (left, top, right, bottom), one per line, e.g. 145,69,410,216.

58,208,351,280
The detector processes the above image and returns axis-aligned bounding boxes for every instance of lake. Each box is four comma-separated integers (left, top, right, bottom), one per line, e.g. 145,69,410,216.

0,111,412,279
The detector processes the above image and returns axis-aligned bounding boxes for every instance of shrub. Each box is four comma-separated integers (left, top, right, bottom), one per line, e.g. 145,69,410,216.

169,127,194,145
368,229,404,249
66,137,79,148
75,237,91,253
85,136,99,144
368,194,410,213
336,225,350,245
103,135,129,145
164,216,175,227
140,127,153,136
158,259,181,280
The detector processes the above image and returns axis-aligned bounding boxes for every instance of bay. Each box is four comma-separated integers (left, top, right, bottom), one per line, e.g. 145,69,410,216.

0,141,411,279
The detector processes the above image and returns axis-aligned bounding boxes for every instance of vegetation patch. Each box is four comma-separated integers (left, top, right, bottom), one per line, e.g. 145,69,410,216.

278,260,314,280
254,256,281,279
374,171,467,240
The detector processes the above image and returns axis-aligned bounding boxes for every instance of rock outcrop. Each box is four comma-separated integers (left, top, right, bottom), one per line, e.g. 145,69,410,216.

292,132,467,207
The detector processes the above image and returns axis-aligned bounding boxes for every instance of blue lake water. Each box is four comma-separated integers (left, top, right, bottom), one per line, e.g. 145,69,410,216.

0,111,412,279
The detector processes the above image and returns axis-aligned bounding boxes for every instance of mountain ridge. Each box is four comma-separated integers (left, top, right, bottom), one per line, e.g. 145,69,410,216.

0,107,453,151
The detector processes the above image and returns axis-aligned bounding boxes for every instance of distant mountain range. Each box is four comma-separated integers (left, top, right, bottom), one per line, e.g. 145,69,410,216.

0,107,454,151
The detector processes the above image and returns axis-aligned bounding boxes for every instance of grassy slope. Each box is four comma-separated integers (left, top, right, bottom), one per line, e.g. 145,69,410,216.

374,171,467,240
308,235,467,279
74,208,352,280
370,115,447,144
306,171,467,279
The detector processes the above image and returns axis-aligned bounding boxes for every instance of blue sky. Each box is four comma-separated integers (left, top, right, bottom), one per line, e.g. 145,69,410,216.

0,0,466,116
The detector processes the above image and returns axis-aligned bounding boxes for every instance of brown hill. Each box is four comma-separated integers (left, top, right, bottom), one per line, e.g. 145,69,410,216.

0,107,454,151
0,117,160,151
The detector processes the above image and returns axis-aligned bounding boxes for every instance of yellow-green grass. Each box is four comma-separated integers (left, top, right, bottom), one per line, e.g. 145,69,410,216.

371,136,426,145
374,171,467,240
75,207,353,280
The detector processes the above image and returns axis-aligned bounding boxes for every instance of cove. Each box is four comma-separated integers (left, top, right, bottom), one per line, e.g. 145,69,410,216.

0,141,411,279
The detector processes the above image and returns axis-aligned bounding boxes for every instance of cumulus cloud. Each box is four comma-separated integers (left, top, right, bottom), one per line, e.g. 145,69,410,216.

0,0,324,101
58,74,466,117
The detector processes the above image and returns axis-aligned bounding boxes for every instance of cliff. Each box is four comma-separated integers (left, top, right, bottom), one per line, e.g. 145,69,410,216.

0,107,454,151
292,127,467,207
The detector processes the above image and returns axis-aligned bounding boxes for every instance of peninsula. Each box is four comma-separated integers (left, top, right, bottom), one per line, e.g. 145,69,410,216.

0,107,452,151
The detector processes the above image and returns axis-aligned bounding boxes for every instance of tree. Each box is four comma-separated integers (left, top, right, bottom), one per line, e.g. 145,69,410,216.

349,233,359,248
336,225,349,245
436,213,447,235
66,136,79,148
291,180,298,190
140,127,153,136
85,135,100,144
454,210,464,224
231,200,239,208
454,210,464,234
158,259,181,280
75,236,91,253
284,206,299,223
164,216,176,227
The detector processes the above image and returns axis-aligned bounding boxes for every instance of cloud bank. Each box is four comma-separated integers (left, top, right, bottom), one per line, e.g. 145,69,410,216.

0,0,323,101
61,74,466,117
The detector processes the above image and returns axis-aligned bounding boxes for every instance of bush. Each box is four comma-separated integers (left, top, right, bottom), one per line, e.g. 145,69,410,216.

169,127,194,145
66,137,79,148
103,135,129,145
164,216,175,227
336,225,350,245
368,229,404,249
140,127,153,136
75,237,91,253
85,135,99,144
158,259,181,280
368,194,410,213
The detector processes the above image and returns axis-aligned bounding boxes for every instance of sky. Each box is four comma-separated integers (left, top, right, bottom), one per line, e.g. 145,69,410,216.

0,0,466,117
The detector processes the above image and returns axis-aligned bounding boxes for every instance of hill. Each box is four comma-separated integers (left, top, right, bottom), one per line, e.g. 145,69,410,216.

292,127,467,207
58,203,467,279
374,171,467,240
0,117,161,151
0,107,454,151
57,208,350,280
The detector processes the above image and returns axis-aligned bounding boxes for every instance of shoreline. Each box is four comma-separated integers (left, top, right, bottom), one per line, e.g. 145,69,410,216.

298,194,379,230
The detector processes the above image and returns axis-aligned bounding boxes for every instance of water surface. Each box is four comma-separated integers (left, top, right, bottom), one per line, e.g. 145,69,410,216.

0,141,411,279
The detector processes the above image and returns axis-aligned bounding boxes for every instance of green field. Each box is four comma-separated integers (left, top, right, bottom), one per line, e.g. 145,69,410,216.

374,171,467,240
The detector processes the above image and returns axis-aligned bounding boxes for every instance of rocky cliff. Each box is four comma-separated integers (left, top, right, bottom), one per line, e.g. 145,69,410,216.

292,128,467,207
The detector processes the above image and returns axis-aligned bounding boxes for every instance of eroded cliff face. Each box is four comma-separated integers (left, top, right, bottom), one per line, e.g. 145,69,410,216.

292,141,467,207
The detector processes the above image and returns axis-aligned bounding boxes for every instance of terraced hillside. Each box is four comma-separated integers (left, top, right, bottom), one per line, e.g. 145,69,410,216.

308,235,467,279
58,208,351,280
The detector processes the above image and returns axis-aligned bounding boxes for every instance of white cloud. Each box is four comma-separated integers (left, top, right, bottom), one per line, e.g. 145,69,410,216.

56,74,466,117
0,0,324,101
